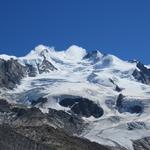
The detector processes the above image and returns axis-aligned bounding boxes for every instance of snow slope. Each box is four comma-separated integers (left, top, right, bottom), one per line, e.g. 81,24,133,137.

0,45,150,150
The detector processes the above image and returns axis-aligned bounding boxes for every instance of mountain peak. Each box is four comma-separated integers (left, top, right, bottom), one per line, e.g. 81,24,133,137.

83,50,103,62
65,45,87,61
23,45,56,61
0,44,150,150
34,44,50,54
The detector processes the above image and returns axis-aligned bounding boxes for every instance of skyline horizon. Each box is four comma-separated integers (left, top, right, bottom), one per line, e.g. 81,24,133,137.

0,44,149,65
0,0,150,64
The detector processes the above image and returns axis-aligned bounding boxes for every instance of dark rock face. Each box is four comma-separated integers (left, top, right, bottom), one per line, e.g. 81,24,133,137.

26,64,37,77
48,108,85,134
116,94,144,114
11,107,46,127
38,58,57,74
0,58,27,89
71,100,103,118
127,121,146,130
109,79,123,92
137,62,150,76
133,137,150,150
83,50,101,63
115,85,122,92
0,99,11,112
0,58,57,89
15,125,110,150
0,100,112,150
25,58,57,77
84,50,99,58
132,62,150,85
0,125,52,150
13,107,44,118
31,97,48,106
10,103,85,135
59,97,104,118
116,94,126,108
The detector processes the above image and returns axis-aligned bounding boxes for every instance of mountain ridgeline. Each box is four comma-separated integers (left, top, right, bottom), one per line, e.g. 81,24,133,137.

0,45,150,150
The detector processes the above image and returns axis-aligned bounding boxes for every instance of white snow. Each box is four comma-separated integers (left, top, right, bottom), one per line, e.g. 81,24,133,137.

0,44,150,150
145,64,150,69
65,45,87,61
0,54,17,60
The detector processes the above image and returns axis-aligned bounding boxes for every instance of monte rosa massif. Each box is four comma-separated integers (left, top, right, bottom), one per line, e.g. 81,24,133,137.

0,45,150,150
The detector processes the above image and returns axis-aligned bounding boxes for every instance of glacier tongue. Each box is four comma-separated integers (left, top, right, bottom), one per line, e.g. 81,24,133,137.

0,44,150,150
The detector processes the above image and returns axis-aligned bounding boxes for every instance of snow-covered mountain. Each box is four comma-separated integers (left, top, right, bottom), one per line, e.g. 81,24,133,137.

0,45,150,150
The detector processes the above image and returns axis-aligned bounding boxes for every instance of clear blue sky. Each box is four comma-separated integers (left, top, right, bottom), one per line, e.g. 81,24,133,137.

0,0,150,64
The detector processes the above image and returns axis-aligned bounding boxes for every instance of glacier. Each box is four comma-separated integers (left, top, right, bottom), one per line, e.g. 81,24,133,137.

0,44,150,150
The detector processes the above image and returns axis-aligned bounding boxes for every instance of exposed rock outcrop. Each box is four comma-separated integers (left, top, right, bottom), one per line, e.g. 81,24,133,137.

14,125,110,150
133,62,150,85
127,121,146,130
0,99,111,150
26,64,37,77
0,125,52,150
116,94,144,114
0,58,26,89
37,58,57,74
0,57,57,89
59,96,104,118
133,137,150,150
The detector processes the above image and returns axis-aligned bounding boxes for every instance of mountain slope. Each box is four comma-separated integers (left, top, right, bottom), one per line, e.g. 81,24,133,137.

0,45,150,150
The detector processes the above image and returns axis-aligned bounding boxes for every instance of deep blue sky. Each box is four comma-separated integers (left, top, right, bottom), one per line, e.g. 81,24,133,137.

0,0,150,64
